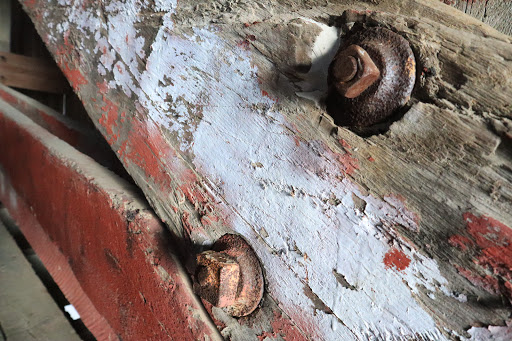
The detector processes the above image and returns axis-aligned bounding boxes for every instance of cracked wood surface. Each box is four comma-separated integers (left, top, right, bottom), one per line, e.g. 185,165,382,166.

20,0,512,339
443,0,512,36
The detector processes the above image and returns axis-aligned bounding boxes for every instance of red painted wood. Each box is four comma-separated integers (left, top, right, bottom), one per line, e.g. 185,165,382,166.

0,84,125,176
0,99,220,341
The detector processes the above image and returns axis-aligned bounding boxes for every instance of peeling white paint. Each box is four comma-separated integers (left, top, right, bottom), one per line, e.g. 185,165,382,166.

47,1,456,339
468,324,512,340
295,19,340,104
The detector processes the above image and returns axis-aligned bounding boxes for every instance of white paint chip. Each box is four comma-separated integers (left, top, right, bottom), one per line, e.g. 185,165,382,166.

64,304,80,320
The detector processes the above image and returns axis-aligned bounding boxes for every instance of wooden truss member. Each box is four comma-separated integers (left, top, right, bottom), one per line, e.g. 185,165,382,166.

4,0,512,340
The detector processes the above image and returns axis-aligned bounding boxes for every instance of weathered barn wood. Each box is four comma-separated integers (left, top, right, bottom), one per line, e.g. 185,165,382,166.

0,220,81,341
0,83,129,178
443,0,512,36
0,98,221,341
0,51,68,93
19,0,512,339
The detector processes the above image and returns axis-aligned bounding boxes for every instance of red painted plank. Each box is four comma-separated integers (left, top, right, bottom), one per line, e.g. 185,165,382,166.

0,99,221,341
0,84,124,175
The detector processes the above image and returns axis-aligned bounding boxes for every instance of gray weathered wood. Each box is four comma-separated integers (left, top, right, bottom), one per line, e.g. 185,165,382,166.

19,0,512,339
0,220,81,341
0,0,10,52
445,0,512,36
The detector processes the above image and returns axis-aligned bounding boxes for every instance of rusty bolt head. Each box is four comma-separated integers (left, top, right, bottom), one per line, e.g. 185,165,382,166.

332,55,358,83
327,27,416,127
195,250,240,308
332,44,380,98
194,234,264,317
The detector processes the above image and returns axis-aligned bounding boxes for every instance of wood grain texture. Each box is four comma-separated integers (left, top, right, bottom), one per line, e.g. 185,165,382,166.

443,0,512,36
0,220,81,341
0,83,129,179
0,51,68,93
0,97,223,341
19,0,512,339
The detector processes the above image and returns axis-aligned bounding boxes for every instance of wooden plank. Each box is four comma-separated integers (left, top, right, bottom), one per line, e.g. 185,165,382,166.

444,0,512,36
0,220,81,341
0,99,222,341
0,84,129,178
0,51,68,93
19,0,512,339
0,0,10,52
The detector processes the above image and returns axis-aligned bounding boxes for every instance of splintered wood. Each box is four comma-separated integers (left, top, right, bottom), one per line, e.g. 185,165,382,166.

18,0,512,339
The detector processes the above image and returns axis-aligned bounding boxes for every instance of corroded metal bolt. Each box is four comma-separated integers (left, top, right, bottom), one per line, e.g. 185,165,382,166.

195,251,240,308
326,27,416,127
194,234,264,317
333,55,358,83
332,44,380,98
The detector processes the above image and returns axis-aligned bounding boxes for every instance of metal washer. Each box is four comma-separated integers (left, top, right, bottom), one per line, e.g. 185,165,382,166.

326,27,416,128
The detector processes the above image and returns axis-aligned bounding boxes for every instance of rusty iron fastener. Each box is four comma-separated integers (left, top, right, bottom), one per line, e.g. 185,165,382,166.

327,27,416,127
194,234,264,317
331,44,380,98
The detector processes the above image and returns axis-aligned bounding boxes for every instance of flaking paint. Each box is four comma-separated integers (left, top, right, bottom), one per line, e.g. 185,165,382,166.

28,0,484,338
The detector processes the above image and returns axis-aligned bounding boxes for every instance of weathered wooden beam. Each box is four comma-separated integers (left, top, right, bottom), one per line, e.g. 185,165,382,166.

0,83,127,176
444,0,512,36
19,0,512,339
0,51,68,93
0,97,221,341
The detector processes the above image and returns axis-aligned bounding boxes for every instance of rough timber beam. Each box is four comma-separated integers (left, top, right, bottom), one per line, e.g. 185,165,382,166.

0,96,221,341
19,0,512,339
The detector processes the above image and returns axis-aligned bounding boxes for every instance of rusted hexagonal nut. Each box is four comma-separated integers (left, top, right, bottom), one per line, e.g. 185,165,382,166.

194,250,240,308
332,44,380,98
194,234,264,317
326,27,416,127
